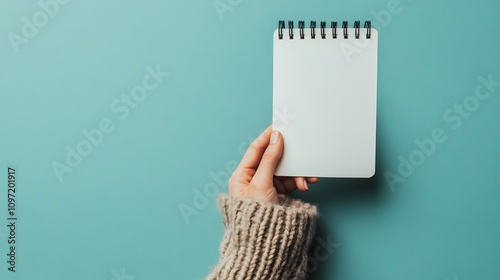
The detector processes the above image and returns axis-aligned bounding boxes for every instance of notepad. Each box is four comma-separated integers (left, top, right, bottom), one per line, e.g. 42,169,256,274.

272,20,378,178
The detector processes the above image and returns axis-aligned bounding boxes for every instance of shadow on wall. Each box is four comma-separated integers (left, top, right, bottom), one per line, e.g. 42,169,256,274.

298,132,388,279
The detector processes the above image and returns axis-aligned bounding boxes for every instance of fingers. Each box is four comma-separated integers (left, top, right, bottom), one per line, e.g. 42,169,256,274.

306,177,320,184
250,130,284,188
273,176,287,194
234,125,320,197
280,177,298,194
277,176,320,194
294,177,309,192
276,177,305,193
236,125,273,172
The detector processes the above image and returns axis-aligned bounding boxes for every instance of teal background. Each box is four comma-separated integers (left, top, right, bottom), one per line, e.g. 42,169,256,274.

1,0,499,279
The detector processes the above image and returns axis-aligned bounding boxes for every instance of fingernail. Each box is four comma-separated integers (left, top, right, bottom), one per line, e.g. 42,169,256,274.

303,179,309,191
270,130,279,144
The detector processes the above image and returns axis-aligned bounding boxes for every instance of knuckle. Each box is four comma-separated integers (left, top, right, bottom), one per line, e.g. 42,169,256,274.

261,150,276,162
249,143,265,154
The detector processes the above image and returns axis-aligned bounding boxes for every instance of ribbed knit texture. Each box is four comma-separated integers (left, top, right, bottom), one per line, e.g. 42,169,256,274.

206,193,319,280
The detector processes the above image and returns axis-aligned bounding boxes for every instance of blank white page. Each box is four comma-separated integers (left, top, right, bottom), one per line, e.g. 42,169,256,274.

273,27,378,177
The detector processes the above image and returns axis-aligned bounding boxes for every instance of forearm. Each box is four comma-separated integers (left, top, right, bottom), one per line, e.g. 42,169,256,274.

206,193,318,280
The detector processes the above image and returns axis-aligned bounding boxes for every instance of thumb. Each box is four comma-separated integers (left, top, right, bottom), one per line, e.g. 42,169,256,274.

250,130,283,187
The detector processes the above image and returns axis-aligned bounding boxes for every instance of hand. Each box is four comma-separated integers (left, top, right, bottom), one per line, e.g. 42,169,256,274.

228,125,319,204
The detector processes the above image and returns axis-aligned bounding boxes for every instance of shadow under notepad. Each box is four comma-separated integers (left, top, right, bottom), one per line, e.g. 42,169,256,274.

299,139,387,208
296,140,388,279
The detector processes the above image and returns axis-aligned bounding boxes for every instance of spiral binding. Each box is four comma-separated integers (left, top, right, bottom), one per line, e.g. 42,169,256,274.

278,20,372,40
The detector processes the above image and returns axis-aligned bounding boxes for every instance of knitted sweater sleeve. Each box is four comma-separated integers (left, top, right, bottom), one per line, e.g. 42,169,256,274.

205,193,319,280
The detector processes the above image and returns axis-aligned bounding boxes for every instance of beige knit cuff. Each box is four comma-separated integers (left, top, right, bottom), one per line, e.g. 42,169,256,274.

207,193,318,280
